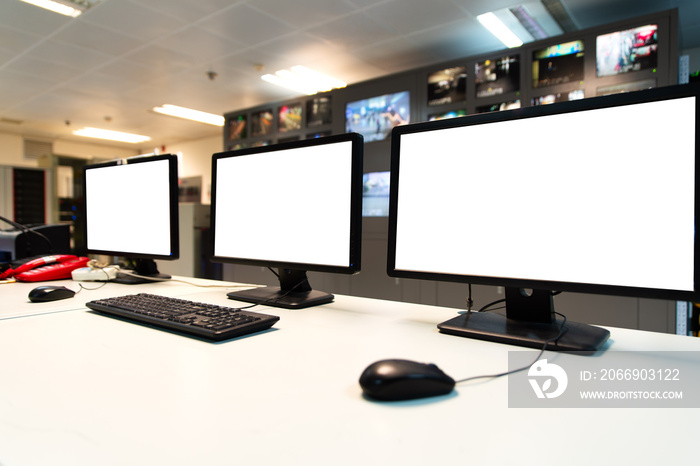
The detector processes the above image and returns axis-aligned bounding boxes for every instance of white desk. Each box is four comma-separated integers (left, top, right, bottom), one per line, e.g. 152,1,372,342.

0,278,698,465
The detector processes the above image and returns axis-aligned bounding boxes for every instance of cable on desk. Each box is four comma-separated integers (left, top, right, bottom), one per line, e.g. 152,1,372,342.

453,312,568,384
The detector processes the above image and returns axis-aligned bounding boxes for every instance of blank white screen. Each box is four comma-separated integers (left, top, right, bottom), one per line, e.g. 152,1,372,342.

394,97,696,292
214,141,353,267
85,159,173,256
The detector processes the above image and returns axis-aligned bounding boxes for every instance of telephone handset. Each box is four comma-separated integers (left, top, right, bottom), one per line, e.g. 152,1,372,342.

1,255,90,282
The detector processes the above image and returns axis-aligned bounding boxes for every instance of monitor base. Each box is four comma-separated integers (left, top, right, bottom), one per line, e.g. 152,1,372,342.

112,272,172,285
438,311,610,353
227,286,333,309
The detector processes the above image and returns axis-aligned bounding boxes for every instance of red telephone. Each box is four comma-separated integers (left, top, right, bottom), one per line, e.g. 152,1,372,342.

1,255,90,282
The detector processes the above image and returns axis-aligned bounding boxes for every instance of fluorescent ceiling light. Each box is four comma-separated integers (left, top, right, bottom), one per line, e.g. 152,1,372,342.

153,104,224,126
262,66,346,95
19,0,89,18
72,127,151,144
477,12,524,48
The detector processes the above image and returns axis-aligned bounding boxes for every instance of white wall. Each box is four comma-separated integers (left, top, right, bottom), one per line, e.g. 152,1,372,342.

0,131,139,167
0,133,33,167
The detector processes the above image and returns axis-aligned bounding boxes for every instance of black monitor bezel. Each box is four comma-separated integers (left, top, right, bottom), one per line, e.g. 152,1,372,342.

83,153,180,261
388,84,700,303
210,132,364,275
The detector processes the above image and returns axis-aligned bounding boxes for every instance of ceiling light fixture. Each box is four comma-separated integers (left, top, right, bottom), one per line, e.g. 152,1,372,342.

477,12,524,48
18,0,96,18
261,66,347,95
72,127,151,144
153,104,224,126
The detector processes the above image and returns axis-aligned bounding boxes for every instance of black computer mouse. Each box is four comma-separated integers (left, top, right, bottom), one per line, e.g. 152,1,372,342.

28,285,76,303
359,359,456,401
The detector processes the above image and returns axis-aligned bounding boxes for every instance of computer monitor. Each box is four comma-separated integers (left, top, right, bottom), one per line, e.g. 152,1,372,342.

211,132,363,309
83,154,179,284
388,84,700,352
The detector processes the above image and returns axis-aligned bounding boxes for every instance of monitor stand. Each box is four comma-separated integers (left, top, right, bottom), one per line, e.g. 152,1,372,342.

227,268,333,309
113,258,171,285
438,287,610,352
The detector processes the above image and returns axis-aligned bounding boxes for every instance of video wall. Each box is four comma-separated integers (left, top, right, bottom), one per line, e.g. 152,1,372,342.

223,9,677,178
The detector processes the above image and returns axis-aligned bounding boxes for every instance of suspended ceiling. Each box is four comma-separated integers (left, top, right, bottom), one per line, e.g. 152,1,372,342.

0,0,699,150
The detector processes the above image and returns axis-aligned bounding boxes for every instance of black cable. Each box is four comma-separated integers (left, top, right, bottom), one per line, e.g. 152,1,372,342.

453,312,568,384
478,298,506,313
466,284,474,311
0,216,55,255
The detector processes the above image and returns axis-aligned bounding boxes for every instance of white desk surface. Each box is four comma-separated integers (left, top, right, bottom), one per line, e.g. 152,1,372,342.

0,278,699,465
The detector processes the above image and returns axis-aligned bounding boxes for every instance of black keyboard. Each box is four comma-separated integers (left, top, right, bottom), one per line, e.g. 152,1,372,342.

86,293,280,341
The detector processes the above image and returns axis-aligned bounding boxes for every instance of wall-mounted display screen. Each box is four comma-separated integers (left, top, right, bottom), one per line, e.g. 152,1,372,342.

428,110,467,121
531,90,584,105
307,131,332,139
345,91,410,143
475,56,519,98
362,171,390,217
251,109,273,137
228,115,247,141
278,103,302,132
532,40,584,88
307,96,332,127
597,24,658,77
427,66,467,106
476,100,520,113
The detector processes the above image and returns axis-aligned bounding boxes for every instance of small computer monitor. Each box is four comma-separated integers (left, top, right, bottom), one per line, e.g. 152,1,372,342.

211,132,363,309
83,154,179,283
388,84,700,352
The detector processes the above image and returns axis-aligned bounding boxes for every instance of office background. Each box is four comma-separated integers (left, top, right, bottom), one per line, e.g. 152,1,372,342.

1,0,699,333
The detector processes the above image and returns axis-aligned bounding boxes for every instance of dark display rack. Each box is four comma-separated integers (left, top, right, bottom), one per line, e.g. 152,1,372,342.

223,9,678,162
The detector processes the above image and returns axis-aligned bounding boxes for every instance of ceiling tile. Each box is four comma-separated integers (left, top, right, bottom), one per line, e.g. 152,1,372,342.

0,25,43,56
351,37,441,72
197,3,295,46
0,0,71,35
4,55,80,82
365,0,468,35
124,45,200,74
156,26,246,61
407,19,504,61
134,0,237,23
307,11,396,51
26,40,113,70
250,0,356,29
82,0,187,42
52,21,142,57
255,32,343,65
0,69,54,108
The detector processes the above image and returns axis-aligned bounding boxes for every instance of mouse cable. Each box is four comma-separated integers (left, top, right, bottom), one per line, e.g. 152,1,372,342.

73,264,113,294
453,312,568,384
115,270,263,290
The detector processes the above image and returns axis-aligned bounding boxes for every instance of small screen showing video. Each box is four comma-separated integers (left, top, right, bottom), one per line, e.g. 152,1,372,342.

306,96,332,127
532,40,584,88
362,171,390,217
427,66,467,106
345,91,410,143
596,24,658,77
475,55,519,98
278,103,302,133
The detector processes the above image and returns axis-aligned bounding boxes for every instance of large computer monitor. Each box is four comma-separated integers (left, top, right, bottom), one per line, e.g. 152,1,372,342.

83,154,180,284
388,84,700,352
211,132,363,309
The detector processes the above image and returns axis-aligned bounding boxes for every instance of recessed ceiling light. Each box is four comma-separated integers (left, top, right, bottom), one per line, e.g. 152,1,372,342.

18,0,97,18
153,104,224,126
262,66,346,95
72,127,151,144
477,12,524,48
